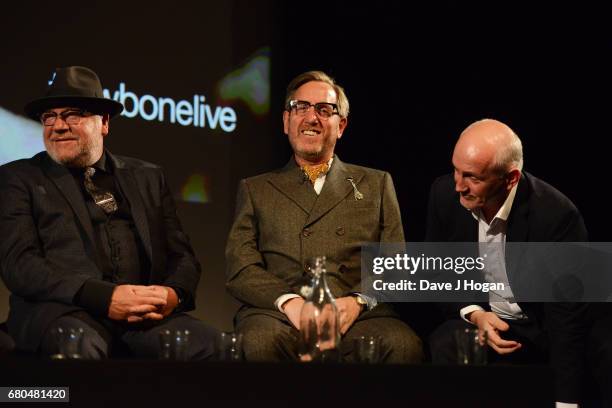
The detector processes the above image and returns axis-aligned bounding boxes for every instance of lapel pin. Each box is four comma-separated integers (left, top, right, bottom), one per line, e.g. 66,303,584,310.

346,177,364,200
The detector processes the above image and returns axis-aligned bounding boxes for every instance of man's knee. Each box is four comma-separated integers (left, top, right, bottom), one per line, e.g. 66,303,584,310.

0,330,15,353
429,319,471,364
79,332,109,360
382,326,424,364
133,314,218,361
346,318,424,364
182,319,218,361
239,316,297,362
40,316,109,360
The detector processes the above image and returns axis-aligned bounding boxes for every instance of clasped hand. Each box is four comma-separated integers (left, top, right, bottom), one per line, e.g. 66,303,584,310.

283,296,362,334
108,285,179,323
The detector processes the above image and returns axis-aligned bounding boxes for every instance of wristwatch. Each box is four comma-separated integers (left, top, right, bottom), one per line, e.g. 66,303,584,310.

353,294,368,311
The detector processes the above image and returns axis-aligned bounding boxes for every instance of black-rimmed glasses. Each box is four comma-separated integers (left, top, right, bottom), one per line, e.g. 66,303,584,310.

40,109,93,127
287,100,339,119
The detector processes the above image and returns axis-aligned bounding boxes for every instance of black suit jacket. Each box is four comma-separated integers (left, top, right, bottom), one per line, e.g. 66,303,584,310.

425,171,588,402
0,151,201,351
426,171,588,314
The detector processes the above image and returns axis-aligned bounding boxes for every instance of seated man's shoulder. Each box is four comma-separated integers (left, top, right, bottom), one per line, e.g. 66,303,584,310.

428,173,457,201
341,162,390,183
244,170,275,184
238,171,278,194
522,172,586,240
0,151,48,177
525,172,579,213
113,154,161,171
0,158,31,173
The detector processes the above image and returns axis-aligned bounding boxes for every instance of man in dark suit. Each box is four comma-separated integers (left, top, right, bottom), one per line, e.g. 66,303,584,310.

426,119,588,406
0,66,217,359
225,71,423,363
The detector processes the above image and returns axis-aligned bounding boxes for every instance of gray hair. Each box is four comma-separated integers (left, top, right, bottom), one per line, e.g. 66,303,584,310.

284,71,349,118
492,127,524,173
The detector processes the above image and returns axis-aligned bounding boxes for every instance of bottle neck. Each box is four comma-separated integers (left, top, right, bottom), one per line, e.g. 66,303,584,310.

310,270,335,303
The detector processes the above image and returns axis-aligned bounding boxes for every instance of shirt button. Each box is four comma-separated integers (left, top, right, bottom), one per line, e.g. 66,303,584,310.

335,227,345,236
302,228,311,237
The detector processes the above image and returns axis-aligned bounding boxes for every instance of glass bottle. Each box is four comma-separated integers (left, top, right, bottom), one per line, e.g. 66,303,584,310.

298,256,341,362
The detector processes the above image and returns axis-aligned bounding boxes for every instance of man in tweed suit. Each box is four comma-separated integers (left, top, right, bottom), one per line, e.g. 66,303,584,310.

225,71,423,362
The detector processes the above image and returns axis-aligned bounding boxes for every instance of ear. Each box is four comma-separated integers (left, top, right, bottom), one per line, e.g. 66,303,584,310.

101,114,110,137
337,117,348,139
283,110,290,135
506,168,521,191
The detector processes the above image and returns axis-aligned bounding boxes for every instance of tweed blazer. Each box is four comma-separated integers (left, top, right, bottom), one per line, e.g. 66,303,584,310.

225,156,404,318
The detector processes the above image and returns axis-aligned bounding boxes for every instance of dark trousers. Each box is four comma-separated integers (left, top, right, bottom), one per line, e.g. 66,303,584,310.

588,313,612,407
0,329,14,353
40,311,218,360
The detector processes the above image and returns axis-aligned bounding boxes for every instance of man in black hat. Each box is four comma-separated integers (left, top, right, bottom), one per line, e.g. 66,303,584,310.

0,66,218,359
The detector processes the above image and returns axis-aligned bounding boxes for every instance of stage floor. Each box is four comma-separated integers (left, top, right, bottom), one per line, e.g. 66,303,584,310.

0,356,557,407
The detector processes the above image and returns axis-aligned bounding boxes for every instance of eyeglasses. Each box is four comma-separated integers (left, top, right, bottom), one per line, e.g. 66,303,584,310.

40,109,93,126
287,100,339,119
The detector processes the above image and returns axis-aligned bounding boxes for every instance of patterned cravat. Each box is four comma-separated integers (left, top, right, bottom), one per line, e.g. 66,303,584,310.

83,167,118,214
302,163,329,184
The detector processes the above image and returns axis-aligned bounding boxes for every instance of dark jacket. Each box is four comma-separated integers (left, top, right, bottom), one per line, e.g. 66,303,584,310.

0,151,200,351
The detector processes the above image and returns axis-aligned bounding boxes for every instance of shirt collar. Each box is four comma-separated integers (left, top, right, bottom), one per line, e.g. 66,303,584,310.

67,152,109,177
91,151,110,174
471,182,518,224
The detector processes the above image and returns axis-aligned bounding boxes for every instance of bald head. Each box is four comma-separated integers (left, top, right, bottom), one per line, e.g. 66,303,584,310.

452,119,523,220
455,119,523,175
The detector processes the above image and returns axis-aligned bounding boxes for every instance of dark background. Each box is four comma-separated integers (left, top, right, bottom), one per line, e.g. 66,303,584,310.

1,1,609,331
279,2,610,243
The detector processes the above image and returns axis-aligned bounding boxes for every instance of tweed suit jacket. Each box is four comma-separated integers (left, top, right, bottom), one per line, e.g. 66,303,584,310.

0,151,201,351
226,156,404,320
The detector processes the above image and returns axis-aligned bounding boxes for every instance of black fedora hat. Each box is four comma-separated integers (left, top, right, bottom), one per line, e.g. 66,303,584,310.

24,66,124,120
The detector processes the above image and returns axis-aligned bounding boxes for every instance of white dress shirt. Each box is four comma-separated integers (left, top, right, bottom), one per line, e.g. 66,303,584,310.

458,186,579,408
460,184,526,322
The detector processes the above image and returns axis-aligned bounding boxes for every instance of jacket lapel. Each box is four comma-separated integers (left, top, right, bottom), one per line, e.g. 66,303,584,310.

456,208,479,242
305,157,361,227
507,174,529,243
44,154,97,247
267,158,318,215
109,152,153,262
505,174,529,287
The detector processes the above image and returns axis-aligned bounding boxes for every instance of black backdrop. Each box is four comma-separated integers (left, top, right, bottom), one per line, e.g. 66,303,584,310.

1,1,609,331
277,1,610,243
